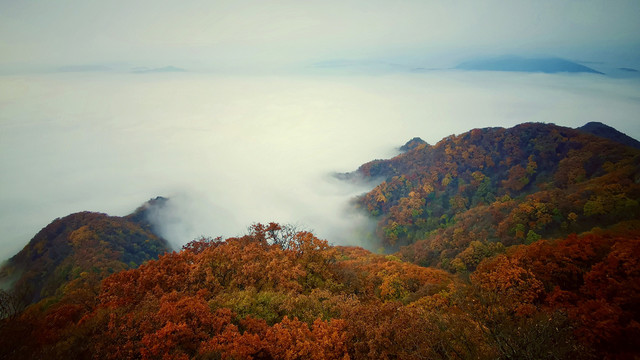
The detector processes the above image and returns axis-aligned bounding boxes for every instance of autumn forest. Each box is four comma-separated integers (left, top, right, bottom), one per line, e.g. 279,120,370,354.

1,122,639,359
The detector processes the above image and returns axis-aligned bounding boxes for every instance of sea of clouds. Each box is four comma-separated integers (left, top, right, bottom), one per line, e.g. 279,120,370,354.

1,71,639,259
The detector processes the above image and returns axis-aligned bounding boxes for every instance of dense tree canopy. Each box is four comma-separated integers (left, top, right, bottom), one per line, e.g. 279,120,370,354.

0,210,170,306
1,221,638,359
355,123,640,270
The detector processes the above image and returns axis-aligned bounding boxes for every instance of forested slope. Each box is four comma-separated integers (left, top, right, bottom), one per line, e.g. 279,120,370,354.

1,222,638,359
353,123,640,271
0,199,170,306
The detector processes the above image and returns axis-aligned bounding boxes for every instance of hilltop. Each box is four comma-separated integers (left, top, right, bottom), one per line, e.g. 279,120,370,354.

578,121,640,149
0,198,171,305
352,122,640,269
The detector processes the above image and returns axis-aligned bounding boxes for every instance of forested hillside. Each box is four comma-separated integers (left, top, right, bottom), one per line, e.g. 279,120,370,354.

0,199,170,306
354,123,640,271
1,122,639,359
1,222,638,359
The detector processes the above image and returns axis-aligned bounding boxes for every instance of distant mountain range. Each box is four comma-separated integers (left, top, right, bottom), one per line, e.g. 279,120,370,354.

311,55,640,77
49,57,639,77
132,65,187,74
51,64,187,74
455,55,604,74
56,65,113,72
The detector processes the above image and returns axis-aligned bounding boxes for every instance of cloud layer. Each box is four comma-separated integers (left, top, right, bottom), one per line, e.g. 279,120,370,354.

1,71,639,259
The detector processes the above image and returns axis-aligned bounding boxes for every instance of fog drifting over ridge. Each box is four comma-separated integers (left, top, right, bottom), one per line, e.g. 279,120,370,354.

1,71,640,260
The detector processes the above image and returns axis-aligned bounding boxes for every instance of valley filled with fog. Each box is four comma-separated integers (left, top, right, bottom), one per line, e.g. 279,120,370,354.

1,71,639,260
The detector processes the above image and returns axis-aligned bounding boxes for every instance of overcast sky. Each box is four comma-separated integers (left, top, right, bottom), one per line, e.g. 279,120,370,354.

1,0,640,70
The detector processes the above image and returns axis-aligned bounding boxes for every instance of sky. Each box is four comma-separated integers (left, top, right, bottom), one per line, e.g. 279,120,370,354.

1,0,640,261
1,0,640,71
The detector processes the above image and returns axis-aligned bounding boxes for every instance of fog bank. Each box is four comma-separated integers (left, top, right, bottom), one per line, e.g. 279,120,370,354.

1,71,639,259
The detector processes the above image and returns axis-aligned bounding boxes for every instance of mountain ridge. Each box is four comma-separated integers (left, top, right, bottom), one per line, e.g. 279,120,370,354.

0,199,171,305
455,55,604,74
351,122,640,269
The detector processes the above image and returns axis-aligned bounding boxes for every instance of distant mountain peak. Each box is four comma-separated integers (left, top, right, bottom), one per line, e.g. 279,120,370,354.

399,137,428,152
132,66,186,74
456,55,604,74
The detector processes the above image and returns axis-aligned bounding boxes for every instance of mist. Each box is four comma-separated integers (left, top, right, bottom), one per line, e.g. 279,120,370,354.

1,71,640,259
